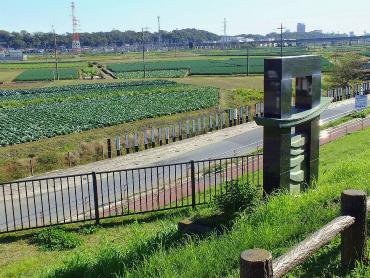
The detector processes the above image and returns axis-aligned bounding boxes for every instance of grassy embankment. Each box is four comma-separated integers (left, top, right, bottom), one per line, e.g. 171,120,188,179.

0,127,369,277
321,107,370,130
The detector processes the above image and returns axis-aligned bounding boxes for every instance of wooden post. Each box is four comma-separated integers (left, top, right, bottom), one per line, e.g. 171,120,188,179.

29,159,34,176
151,127,156,148
134,133,139,152
107,139,112,159
125,134,130,154
341,189,368,272
186,120,190,139
172,125,176,142
246,106,250,122
158,128,163,146
179,121,183,140
67,152,72,167
165,127,169,144
209,113,213,132
203,115,207,134
234,108,238,126
239,107,243,124
143,129,148,149
115,136,121,156
229,109,233,127
222,112,226,128
240,249,273,278
215,113,219,130
260,102,264,117
198,117,201,134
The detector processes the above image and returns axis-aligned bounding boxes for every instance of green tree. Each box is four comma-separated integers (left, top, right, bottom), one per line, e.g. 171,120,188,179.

328,53,367,87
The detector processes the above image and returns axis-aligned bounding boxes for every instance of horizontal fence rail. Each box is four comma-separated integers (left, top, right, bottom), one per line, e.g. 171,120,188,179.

0,154,263,234
240,190,369,278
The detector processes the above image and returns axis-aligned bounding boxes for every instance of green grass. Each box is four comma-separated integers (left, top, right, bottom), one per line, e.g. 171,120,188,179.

15,68,79,81
321,107,370,130
0,127,368,277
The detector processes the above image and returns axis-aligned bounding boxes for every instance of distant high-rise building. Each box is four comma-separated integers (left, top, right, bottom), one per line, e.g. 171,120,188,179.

349,31,355,37
297,23,306,33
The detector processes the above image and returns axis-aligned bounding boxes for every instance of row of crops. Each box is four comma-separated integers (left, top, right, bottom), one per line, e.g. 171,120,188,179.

14,68,79,81
108,58,265,76
0,80,219,146
108,57,333,77
116,69,189,79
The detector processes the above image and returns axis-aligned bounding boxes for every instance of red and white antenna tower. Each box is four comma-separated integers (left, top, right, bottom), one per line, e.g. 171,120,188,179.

71,1,81,54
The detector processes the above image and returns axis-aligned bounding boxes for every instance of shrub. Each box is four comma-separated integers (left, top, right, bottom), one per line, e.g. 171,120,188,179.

2,160,26,180
213,181,260,215
33,227,81,251
36,153,60,171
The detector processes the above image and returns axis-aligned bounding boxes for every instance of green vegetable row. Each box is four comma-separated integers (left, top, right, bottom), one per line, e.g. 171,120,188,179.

15,68,79,81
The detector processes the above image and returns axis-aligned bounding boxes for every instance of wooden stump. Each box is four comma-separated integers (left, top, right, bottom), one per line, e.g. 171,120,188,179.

240,249,273,278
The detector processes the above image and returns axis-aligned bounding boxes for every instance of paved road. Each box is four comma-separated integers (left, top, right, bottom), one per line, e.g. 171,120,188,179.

0,96,368,232
153,97,368,164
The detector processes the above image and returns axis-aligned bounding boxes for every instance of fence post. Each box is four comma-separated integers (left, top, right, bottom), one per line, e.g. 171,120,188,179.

179,121,183,140
151,127,156,148
341,189,368,272
115,136,121,156
125,134,130,154
240,249,273,278
29,159,34,176
190,160,196,209
92,172,100,224
107,139,112,159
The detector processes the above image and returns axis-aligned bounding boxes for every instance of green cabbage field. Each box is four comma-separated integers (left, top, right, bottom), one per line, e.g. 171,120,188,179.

116,69,189,79
107,57,332,76
0,80,219,146
15,68,79,81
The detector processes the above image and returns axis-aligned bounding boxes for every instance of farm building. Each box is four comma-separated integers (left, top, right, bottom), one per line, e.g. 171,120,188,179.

0,50,27,61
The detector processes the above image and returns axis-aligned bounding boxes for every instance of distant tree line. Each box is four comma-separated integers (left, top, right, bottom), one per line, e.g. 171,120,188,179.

0,29,220,49
0,28,351,50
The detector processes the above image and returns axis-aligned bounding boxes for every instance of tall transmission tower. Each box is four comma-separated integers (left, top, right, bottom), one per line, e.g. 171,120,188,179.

157,16,161,50
71,1,81,54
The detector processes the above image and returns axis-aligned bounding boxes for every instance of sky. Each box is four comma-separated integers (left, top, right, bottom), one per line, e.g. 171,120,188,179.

1,0,369,35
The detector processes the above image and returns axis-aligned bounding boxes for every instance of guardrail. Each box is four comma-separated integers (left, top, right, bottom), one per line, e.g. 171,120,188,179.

240,189,369,277
0,154,263,234
320,116,370,145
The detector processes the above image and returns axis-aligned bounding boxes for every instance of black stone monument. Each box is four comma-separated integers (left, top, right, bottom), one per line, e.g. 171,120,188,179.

255,55,332,194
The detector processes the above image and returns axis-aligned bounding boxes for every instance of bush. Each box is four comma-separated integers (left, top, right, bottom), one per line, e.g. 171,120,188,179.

33,227,81,251
213,181,260,215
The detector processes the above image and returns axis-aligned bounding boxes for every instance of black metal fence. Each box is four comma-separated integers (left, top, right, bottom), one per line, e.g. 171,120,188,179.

0,154,263,234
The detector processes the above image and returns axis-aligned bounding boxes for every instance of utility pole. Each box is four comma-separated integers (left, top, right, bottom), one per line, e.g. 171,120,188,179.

142,27,149,78
277,23,285,57
157,16,161,50
52,26,59,81
246,46,249,76
223,18,227,51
